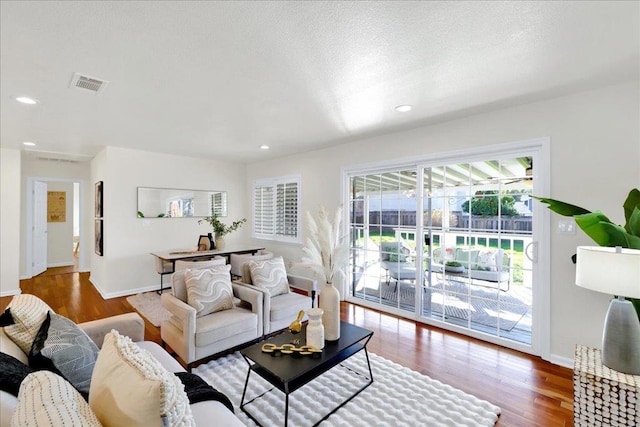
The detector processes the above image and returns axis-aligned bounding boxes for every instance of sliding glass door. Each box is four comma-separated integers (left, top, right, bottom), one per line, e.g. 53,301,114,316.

347,150,542,352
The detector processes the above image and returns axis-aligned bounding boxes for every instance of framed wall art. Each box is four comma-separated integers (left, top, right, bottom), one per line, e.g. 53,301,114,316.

95,219,103,256
95,181,103,218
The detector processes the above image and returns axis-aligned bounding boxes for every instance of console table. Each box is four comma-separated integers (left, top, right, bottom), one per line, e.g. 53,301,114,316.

151,244,265,293
574,345,640,426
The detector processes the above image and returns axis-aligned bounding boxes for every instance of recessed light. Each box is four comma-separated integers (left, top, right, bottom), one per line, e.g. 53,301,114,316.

260,145,270,150
394,105,412,113
16,96,39,105
23,141,36,146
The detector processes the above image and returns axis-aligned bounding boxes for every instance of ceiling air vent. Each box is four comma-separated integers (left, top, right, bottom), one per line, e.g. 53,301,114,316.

69,72,109,95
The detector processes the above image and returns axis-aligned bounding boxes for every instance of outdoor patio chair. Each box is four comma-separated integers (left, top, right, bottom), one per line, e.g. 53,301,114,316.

380,241,417,291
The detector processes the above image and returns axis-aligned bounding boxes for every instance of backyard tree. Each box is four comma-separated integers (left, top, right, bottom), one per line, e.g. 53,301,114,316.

462,191,519,216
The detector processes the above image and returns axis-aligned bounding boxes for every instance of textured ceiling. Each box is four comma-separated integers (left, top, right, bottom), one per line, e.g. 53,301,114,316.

1,1,638,163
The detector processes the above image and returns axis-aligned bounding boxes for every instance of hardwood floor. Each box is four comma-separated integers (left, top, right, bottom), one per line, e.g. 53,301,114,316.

1,268,574,426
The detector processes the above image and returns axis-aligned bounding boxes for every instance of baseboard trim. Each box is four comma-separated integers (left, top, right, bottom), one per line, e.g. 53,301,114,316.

549,353,574,369
0,289,21,297
47,262,74,268
90,279,162,300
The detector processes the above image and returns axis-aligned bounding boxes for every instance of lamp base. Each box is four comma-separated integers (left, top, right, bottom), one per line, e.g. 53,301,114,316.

602,298,640,375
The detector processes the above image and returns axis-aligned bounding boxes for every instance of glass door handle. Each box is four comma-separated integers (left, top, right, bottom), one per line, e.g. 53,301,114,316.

525,241,538,263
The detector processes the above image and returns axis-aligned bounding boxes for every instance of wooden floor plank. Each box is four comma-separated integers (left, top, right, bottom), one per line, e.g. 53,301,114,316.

0,270,574,426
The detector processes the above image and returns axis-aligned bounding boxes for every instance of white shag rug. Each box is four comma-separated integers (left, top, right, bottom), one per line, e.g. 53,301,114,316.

194,351,501,427
125,292,171,327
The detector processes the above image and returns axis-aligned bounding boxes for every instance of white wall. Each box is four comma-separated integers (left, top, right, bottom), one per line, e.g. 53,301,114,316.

0,148,22,296
20,157,91,276
46,181,74,267
246,80,640,362
89,146,248,298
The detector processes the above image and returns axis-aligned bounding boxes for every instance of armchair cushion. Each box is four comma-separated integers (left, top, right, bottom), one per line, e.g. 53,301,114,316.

248,256,290,297
89,330,194,427
185,265,234,317
230,251,273,280
195,309,258,348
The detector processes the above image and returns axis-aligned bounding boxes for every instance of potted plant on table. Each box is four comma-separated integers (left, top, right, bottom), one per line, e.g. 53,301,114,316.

198,214,247,250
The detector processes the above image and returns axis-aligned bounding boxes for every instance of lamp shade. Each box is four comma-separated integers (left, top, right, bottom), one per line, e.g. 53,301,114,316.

575,246,640,298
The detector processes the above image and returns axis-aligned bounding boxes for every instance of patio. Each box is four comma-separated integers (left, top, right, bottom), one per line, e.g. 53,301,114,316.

351,258,532,345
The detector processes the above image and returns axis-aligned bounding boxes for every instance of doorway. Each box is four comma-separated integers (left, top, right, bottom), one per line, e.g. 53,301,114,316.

26,177,84,278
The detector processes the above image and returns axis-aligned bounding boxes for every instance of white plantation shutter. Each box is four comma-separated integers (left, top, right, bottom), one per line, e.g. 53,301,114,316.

253,176,300,242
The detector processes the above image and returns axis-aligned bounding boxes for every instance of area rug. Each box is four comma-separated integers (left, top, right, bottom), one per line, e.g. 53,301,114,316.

125,292,171,327
194,351,501,427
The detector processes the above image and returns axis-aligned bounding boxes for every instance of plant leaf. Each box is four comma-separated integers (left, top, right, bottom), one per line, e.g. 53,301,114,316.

574,211,640,248
534,197,591,217
628,206,640,237
623,188,640,234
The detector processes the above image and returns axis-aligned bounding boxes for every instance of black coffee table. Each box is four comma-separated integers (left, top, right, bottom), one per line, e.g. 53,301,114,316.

240,321,374,427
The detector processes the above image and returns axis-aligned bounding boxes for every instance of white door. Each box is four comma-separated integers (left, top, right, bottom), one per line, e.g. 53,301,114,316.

33,181,48,276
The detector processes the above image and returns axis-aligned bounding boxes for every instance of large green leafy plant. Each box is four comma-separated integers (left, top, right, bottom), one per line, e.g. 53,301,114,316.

536,188,640,319
198,214,246,237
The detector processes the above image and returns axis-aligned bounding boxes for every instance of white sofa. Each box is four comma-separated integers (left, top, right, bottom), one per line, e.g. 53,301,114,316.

0,312,243,427
431,246,511,290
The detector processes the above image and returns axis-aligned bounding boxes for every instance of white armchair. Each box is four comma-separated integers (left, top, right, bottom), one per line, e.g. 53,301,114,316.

160,266,263,370
234,256,317,336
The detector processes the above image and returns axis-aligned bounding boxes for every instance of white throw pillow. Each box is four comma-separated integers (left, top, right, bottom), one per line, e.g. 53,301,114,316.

89,330,195,427
184,265,234,317
4,294,52,354
249,256,290,297
476,250,498,271
11,371,102,427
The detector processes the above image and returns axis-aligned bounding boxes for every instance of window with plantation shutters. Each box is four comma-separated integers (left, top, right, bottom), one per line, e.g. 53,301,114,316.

252,176,301,242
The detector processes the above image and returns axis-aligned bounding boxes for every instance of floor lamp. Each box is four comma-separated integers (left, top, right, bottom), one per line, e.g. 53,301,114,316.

575,246,640,375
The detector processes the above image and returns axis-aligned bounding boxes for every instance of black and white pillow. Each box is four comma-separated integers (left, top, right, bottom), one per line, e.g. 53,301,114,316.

0,352,33,396
29,312,99,396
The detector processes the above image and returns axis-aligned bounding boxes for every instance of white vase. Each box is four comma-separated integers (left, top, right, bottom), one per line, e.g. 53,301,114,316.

319,282,340,341
306,308,325,349
215,236,225,250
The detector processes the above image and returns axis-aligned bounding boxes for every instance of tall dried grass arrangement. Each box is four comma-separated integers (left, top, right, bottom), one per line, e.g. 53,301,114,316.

300,206,348,284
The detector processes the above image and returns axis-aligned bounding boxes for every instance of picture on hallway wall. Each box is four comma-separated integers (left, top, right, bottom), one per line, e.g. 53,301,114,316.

95,181,103,218
95,219,103,256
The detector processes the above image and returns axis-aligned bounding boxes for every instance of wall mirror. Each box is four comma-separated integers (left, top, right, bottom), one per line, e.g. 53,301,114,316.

137,187,227,218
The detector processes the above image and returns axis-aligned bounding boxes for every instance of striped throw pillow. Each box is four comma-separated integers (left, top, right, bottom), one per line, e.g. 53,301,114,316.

4,294,52,355
11,371,102,427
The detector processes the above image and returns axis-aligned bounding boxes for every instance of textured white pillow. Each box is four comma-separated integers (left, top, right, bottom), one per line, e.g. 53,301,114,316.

249,256,290,296
184,265,234,317
477,250,498,271
89,330,194,427
11,371,102,427
4,294,52,354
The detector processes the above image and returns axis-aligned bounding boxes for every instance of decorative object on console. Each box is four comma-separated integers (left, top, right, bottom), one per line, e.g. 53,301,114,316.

197,233,215,251
199,214,247,250
306,308,325,349
575,246,640,375
300,206,348,341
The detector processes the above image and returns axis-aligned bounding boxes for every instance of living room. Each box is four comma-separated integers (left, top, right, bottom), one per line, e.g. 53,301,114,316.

1,2,639,426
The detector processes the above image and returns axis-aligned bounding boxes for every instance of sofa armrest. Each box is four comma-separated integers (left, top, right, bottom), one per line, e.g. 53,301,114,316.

79,312,144,348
